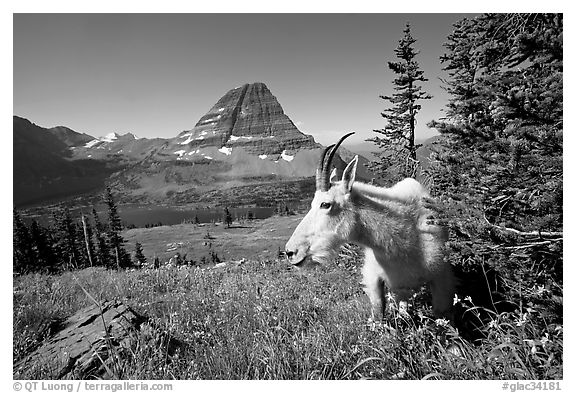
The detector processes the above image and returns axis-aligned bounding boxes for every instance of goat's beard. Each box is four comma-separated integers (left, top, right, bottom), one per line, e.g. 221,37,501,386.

307,237,342,266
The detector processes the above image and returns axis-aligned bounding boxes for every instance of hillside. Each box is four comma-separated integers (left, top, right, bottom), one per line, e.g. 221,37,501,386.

14,213,563,379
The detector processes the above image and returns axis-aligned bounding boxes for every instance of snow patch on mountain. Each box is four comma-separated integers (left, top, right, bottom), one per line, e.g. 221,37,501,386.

229,135,253,141
85,139,101,148
218,146,232,155
101,132,119,143
281,150,294,162
180,135,194,145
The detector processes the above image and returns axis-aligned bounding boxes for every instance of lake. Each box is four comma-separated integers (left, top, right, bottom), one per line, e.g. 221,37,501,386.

118,205,275,228
22,205,276,229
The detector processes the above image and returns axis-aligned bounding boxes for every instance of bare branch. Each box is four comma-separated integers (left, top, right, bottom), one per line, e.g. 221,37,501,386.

491,239,563,250
483,214,563,239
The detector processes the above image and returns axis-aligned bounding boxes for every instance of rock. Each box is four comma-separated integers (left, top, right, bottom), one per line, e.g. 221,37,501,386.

174,82,320,155
13,301,146,380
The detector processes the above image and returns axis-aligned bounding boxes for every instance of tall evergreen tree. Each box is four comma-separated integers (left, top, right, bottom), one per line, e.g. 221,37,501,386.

427,13,562,232
368,23,432,181
54,207,81,270
92,208,113,268
425,13,562,319
29,220,58,273
13,210,34,273
104,187,131,269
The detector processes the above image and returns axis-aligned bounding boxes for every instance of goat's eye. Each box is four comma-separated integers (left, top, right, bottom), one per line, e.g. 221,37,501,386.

320,202,332,209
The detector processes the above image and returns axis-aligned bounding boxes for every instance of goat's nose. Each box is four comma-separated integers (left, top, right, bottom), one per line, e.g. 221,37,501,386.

285,250,295,259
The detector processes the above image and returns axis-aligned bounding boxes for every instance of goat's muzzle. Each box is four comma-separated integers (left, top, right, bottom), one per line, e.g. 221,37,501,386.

284,248,307,266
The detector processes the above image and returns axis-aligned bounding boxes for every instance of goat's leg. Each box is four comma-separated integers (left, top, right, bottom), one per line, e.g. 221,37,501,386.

363,277,386,321
429,265,456,318
362,255,387,321
388,289,412,318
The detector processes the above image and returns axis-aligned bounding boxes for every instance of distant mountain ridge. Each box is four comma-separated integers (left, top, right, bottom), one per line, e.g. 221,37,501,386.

13,116,113,206
14,82,373,207
47,126,95,148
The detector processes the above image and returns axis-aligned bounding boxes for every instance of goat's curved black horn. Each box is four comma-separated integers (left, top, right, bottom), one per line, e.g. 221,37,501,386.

317,132,355,191
316,144,334,191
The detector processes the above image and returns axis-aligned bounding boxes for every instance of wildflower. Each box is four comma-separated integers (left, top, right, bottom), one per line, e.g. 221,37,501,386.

554,325,563,335
516,312,529,327
524,339,537,354
464,296,472,303
435,318,450,327
453,294,461,306
535,285,548,296
540,333,550,348
488,320,498,330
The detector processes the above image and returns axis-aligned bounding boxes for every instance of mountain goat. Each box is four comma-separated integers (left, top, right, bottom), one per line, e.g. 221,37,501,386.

285,133,455,319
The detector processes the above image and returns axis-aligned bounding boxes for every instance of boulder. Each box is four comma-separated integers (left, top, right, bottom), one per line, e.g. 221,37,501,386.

14,301,145,380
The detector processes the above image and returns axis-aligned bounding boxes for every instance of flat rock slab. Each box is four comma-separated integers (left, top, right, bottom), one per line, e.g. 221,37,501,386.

14,300,146,380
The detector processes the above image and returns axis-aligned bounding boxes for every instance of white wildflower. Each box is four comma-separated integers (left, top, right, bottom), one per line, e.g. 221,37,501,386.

516,312,529,327
453,294,461,305
435,318,450,327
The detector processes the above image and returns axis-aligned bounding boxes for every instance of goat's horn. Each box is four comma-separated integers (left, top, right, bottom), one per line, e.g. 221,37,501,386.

316,144,334,191
317,132,355,191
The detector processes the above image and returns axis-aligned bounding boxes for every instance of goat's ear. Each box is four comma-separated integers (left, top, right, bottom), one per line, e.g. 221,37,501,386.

341,155,358,193
329,167,338,184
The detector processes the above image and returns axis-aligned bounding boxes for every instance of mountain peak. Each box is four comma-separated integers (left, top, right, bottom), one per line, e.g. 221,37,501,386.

176,82,318,155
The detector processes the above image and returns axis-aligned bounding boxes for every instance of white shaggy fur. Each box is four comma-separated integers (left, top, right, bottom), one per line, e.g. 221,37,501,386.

285,156,455,319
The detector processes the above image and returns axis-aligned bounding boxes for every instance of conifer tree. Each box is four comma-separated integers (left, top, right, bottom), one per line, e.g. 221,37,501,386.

54,207,81,270
425,13,562,317
134,242,147,267
369,23,432,181
13,210,34,273
92,208,113,268
104,187,131,269
427,13,562,232
29,220,58,273
224,207,233,228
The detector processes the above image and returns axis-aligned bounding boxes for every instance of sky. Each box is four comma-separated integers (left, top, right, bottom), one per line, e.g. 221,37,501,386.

13,13,475,146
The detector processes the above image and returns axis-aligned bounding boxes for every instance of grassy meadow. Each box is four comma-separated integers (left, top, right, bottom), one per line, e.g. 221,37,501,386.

13,215,563,380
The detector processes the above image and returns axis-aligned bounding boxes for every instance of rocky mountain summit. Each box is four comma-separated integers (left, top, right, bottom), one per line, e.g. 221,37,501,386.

171,82,319,156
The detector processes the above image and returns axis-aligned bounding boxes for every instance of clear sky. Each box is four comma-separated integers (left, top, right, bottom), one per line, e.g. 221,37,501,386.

14,13,474,145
